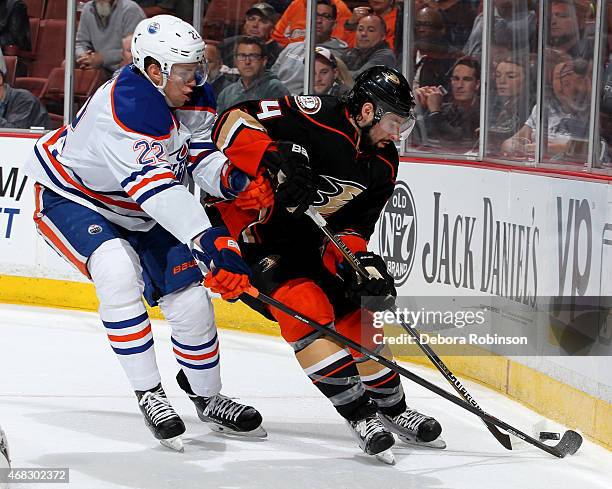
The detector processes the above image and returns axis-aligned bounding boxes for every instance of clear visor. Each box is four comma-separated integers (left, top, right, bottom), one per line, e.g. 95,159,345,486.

378,111,416,141
168,61,208,87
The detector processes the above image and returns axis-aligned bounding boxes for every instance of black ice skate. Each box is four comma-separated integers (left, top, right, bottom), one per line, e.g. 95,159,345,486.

378,408,446,449
136,384,186,452
176,370,266,438
346,413,396,465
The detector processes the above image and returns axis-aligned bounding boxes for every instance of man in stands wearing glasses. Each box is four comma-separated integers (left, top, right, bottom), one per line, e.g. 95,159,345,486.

217,36,289,114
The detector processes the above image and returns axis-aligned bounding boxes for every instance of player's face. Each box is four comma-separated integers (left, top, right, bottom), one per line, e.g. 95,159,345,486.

165,62,202,106
313,59,337,95
369,112,415,147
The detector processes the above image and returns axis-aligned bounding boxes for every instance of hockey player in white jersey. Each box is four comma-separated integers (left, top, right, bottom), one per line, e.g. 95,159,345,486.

25,16,273,451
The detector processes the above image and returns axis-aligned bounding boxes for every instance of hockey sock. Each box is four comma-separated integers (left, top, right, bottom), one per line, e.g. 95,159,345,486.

359,365,407,417
90,239,161,392
159,284,222,398
296,338,372,420
100,301,161,391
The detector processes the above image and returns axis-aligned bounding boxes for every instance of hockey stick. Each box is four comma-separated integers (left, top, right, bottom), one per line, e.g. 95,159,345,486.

244,286,582,458
305,207,513,450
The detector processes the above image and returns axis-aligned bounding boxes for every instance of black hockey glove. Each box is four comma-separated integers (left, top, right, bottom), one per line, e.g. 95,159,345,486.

262,141,320,217
338,252,396,312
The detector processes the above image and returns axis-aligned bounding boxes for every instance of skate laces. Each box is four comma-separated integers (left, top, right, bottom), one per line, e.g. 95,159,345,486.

205,394,247,422
139,388,178,426
392,409,429,432
352,416,386,440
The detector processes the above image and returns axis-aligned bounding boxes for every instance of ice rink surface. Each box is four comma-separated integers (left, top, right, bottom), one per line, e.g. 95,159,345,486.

0,303,610,489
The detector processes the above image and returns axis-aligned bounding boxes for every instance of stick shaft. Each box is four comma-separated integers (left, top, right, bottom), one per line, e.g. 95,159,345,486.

246,287,565,457
306,207,512,448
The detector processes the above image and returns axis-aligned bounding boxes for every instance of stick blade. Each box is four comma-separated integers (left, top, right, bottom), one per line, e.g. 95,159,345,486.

552,430,583,458
485,423,513,450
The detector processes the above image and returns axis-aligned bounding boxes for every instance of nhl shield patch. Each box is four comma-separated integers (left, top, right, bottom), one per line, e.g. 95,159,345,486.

88,224,103,235
294,96,322,114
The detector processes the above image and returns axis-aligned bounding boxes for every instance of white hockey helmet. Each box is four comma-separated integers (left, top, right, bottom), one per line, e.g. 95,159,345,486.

131,15,207,91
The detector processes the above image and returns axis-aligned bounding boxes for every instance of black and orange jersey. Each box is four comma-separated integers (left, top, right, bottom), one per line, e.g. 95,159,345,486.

211,95,399,250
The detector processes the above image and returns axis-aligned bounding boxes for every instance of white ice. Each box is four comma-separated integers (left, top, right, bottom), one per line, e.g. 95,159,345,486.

0,304,610,489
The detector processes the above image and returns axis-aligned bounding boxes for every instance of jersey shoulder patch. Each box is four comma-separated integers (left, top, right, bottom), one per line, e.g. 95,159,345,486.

293,95,323,114
111,66,174,138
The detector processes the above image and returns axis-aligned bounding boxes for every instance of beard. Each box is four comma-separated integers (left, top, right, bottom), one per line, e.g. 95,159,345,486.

359,123,377,151
95,1,113,19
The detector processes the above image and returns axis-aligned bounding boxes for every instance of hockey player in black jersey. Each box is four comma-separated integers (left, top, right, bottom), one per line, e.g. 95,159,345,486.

211,66,443,463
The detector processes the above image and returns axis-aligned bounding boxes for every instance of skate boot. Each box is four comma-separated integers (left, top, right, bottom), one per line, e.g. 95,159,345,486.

136,384,186,452
176,370,266,438
379,408,445,449
346,413,396,465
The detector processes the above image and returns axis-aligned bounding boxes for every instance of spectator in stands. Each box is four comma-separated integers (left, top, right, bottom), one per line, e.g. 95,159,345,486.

413,6,463,89
133,0,194,21
219,3,283,70
501,57,592,162
549,0,593,59
272,0,348,95
487,56,533,153
0,67,49,129
205,42,238,97
310,46,350,96
464,0,535,59
76,0,146,79
415,57,481,152
341,0,403,54
217,36,289,114
271,0,351,47
0,0,31,52
121,34,133,66
421,0,477,48
113,33,134,77
341,14,397,78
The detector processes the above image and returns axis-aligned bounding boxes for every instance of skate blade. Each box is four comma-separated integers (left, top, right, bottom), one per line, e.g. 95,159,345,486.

208,423,268,438
374,448,396,465
160,436,184,452
398,434,446,449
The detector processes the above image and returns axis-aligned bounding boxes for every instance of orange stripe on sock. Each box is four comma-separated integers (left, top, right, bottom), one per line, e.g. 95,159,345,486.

108,324,152,342
312,359,355,385
173,344,219,361
367,372,398,388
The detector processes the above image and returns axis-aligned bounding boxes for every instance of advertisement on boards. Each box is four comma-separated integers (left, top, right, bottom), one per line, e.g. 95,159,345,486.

372,163,612,362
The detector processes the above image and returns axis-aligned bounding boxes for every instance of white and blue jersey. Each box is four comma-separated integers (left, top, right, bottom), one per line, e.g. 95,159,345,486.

25,65,228,245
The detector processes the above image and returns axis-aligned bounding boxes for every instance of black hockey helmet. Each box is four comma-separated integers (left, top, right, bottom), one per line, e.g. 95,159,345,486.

344,65,415,126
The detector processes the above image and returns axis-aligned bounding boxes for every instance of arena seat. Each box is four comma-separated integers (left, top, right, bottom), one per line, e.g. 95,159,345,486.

24,0,45,18
3,56,18,85
14,19,66,97
41,67,104,105
203,0,257,41
44,0,67,19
